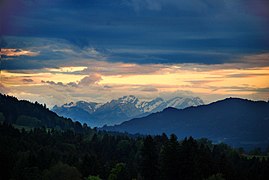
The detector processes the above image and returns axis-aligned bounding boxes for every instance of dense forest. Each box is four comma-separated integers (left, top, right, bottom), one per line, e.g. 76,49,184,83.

1,123,269,180
1,94,269,179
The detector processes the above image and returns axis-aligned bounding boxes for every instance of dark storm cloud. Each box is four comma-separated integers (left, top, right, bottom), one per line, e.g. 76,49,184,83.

1,0,268,67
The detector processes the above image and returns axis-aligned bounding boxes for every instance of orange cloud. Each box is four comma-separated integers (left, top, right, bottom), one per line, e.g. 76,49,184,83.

0,48,39,57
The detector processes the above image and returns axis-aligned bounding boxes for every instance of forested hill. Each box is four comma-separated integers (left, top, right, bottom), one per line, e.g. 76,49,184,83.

0,93,83,132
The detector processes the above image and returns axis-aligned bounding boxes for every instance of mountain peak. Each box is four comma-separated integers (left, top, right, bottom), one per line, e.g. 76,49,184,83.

63,102,75,108
118,95,138,104
166,96,204,109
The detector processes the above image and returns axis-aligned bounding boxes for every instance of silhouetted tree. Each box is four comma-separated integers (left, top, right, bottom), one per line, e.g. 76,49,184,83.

160,134,180,179
140,135,159,180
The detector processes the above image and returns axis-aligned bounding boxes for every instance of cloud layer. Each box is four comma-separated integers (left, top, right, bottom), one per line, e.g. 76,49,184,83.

1,0,269,106
1,0,268,65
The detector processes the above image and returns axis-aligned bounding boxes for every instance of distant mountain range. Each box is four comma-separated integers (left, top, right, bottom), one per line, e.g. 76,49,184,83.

2,92,269,149
103,98,269,149
52,95,204,127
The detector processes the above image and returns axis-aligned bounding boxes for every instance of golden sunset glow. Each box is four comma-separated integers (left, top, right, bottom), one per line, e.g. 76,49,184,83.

2,56,269,107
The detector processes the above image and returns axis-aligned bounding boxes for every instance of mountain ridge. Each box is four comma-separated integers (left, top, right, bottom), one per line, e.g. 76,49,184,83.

52,95,204,127
103,97,269,149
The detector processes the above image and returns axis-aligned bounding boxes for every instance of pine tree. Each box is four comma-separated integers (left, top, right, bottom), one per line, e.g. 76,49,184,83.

160,134,180,179
140,135,159,180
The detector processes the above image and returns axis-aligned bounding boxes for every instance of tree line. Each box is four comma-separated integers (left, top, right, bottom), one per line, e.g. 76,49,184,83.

0,123,269,180
1,93,269,179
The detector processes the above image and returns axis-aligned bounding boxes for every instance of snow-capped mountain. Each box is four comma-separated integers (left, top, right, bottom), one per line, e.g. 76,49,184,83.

73,101,102,113
166,97,204,109
137,97,167,113
103,98,269,150
52,95,204,127
61,101,101,113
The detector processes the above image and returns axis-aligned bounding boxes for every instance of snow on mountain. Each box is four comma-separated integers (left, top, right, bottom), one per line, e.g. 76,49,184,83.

72,101,102,113
139,97,166,113
95,95,142,119
60,101,102,113
166,97,204,109
52,95,204,127
118,95,139,104
166,97,184,107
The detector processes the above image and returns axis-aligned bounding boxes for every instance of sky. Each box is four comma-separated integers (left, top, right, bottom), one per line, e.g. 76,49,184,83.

0,0,269,107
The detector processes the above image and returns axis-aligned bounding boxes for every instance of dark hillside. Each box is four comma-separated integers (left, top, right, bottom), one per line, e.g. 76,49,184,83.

0,94,83,132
